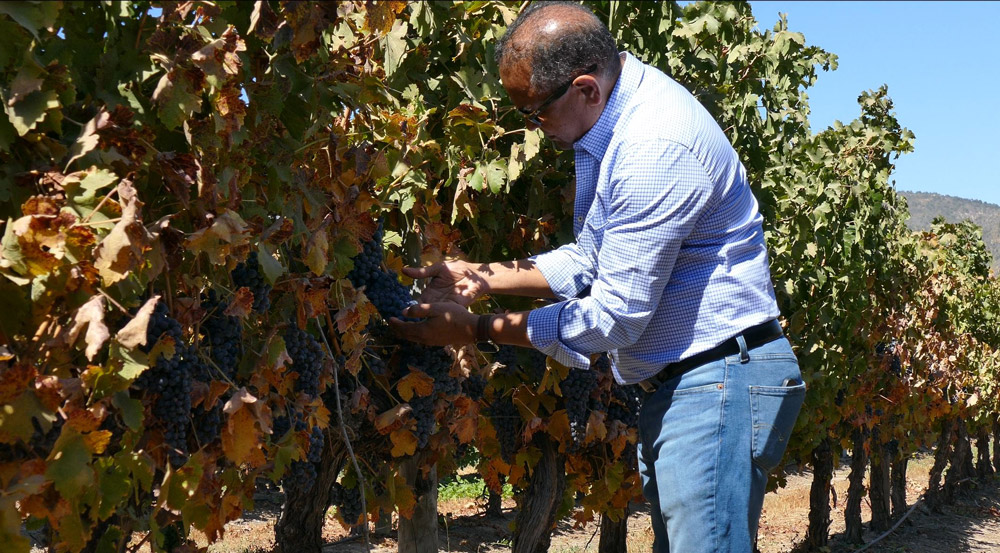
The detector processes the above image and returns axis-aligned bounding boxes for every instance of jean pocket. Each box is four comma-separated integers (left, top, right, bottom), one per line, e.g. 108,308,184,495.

749,382,806,471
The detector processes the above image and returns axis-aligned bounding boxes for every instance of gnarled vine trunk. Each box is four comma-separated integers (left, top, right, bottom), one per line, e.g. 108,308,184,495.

275,432,346,553
868,437,892,533
598,507,629,553
844,429,868,543
976,424,994,477
926,418,953,509
398,454,439,553
805,438,834,549
890,452,909,519
512,434,566,553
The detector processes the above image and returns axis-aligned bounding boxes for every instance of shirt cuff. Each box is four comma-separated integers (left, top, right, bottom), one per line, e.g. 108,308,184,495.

526,302,591,369
530,249,592,301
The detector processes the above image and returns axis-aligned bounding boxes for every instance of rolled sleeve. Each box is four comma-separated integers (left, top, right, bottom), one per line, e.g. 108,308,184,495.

526,302,592,369
530,243,596,301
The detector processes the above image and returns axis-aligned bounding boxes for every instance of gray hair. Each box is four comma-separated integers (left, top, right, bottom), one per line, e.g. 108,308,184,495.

494,2,621,95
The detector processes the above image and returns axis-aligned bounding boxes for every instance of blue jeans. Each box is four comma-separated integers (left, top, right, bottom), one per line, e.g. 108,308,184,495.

637,336,804,553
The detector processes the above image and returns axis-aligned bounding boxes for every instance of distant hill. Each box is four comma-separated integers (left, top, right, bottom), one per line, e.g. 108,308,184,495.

898,191,1000,274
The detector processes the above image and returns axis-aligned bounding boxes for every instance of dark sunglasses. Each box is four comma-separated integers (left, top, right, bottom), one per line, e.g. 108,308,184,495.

517,64,598,126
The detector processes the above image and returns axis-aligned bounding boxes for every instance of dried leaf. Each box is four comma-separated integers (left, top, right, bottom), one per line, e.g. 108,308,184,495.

375,403,411,434
94,179,149,285
115,296,160,349
65,295,109,360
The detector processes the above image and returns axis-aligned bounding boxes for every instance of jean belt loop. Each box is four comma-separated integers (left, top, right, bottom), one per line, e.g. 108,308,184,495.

735,334,750,363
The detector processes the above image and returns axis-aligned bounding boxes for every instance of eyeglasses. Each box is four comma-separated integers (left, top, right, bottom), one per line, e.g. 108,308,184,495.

517,64,598,126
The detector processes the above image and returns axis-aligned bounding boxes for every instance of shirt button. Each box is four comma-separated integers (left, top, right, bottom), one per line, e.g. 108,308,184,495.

576,216,584,222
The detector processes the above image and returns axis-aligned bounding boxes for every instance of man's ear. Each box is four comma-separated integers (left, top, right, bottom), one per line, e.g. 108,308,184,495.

574,75,604,107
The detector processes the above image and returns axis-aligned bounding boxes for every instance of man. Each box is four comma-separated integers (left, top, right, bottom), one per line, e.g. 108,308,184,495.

389,2,805,551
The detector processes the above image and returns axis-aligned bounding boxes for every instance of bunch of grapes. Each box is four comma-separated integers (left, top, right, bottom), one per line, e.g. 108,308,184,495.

276,415,324,494
401,342,459,397
562,368,597,451
285,327,325,398
134,300,193,468
330,481,364,525
488,394,520,464
607,383,642,428
231,252,271,313
193,404,223,446
200,289,242,380
462,373,487,402
409,394,436,449
346,222,416,321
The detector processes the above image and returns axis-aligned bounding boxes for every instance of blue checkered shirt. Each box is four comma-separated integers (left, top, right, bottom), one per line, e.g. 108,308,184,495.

526,53,781,385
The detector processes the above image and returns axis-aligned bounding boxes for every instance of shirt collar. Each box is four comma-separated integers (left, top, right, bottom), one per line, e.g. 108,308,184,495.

573,52,644,160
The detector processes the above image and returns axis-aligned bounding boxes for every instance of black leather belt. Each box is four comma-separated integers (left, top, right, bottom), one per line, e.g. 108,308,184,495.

638,319,784,394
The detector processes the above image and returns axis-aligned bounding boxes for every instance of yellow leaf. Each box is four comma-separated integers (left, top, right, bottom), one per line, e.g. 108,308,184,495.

396,370,434,402
222,408,265,467
389,427,417,457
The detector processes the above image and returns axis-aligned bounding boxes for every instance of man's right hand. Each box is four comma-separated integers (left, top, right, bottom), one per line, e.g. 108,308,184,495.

402,260,490,306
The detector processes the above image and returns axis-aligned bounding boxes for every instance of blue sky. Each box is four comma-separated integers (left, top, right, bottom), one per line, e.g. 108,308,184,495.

749,1,1000,207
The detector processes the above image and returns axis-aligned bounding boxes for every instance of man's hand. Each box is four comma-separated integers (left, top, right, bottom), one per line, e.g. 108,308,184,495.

388,302,478,346
403,260,489,306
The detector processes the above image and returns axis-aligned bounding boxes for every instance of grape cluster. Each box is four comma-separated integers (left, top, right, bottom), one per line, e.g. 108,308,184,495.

134,300,192,467
462,373,487,402
488,395,520,464
276,415,325,494
231,252,271,313
491,346,546,382
410,394,435,449
346,222,417,320
562,368,597,451
193,404,222,446
200,289,242,380
285,327,325,397
409,342,460,397
607,384,641,428
331,481,364,525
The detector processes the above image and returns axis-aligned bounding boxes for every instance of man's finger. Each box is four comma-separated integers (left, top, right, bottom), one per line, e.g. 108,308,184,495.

402,266,435,279
401,303,435,318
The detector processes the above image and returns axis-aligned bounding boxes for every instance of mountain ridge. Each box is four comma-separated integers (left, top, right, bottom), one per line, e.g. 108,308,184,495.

898,190,1000,274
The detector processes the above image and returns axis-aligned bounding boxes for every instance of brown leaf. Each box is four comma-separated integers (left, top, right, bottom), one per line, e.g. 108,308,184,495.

375,403,411,434
94,178,150,285
0,365,37,405
223,387,258,415
65,295,109,361
116,296,160,349
364,0,407,35
186,209,248,265
224,287,254,318
65,108,111,170
249,0,280,40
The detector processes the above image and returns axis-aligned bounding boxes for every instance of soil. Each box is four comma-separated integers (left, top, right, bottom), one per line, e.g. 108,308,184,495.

28,454,1000,552
183,453,1000,553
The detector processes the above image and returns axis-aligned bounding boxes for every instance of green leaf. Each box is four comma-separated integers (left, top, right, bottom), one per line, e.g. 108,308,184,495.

257,244,285,284
152,70,203,130
0,1,62,40
45,428,94,499
485,159,506,194
112,391,143,431
4,89,59,136
383,20,409,78
95,457,131,520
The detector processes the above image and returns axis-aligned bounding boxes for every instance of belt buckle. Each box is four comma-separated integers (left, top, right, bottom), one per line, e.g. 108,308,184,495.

638,377,658,394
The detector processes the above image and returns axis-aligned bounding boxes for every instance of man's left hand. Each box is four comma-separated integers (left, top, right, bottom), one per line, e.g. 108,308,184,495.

388,302,478,346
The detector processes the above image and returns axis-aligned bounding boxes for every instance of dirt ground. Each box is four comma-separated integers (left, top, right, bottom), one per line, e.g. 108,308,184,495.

181,452,1000,553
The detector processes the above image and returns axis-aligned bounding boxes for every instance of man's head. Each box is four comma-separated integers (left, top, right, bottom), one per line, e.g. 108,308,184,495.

495,2,622,149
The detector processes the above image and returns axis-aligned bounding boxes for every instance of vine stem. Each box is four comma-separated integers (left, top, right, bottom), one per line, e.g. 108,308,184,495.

848,494,922,553
314,316,370,553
